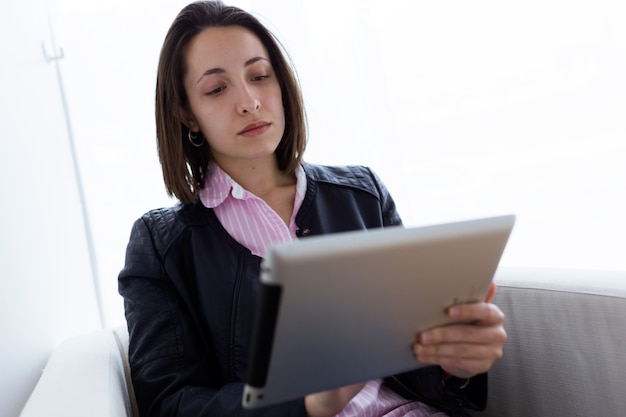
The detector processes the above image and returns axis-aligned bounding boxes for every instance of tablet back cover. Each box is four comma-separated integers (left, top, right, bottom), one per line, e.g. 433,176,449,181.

243,215,515,408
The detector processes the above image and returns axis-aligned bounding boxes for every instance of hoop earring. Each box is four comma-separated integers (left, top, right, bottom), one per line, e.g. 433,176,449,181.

188,130,204,147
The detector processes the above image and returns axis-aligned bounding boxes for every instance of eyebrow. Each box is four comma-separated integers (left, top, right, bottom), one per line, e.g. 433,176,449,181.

195,56,270,85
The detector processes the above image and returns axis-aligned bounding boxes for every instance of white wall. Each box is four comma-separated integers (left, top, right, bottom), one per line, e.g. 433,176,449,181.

0,1,101,415
258,0,626,272
46,0,626,330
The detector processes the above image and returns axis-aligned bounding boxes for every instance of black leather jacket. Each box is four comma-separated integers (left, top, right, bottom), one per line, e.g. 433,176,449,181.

119,163,486,417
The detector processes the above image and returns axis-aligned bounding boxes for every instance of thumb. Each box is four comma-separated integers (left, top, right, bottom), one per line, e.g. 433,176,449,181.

485,282,497,303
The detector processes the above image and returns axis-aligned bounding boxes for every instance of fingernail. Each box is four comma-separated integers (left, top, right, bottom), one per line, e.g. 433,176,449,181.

449,307,460,318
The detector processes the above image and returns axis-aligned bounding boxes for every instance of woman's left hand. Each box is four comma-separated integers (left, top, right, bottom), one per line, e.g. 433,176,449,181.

413,282,507,379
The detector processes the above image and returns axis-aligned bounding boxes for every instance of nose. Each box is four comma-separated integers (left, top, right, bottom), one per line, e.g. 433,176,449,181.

238,85,260,115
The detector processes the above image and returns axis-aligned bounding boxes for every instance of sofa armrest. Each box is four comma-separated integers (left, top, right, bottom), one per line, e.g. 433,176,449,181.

477,267,626,417
20,327,137,417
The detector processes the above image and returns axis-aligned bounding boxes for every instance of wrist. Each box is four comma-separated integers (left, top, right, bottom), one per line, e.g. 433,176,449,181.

305,382,366,417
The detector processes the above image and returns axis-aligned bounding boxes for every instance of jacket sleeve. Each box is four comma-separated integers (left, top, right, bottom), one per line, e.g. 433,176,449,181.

118,216,307,417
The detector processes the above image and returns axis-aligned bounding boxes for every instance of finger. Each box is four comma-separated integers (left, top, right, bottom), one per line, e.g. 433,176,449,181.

415,337,505,361
447,302,505,326
485,282,497,303
418,322,507,346
414,341,505,378
419,352,497,378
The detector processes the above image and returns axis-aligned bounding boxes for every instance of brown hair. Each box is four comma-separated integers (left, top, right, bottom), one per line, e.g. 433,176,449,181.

155,1,307,204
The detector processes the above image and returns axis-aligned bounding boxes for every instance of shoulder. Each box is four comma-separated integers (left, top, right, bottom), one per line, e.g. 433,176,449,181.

302,163,385,197
299,163,402,228
133,200,212,252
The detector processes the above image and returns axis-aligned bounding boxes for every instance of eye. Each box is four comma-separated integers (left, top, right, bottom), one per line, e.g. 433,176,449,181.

207,86,226,96
251,74,269,82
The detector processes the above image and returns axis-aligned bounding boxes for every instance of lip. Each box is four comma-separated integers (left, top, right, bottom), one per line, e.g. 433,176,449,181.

238,121,271,136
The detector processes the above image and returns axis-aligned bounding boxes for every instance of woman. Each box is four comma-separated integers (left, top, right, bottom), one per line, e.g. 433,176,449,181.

118,1,507,416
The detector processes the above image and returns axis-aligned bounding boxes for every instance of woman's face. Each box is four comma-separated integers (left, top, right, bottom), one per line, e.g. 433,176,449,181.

182,26,285,169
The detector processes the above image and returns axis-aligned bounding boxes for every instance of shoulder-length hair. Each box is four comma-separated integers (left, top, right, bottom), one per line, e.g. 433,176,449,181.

156,1,307,204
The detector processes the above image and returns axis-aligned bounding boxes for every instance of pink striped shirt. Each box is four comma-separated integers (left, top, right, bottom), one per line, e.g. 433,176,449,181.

336,379,445,417
199,162,444,416
199,162,307,257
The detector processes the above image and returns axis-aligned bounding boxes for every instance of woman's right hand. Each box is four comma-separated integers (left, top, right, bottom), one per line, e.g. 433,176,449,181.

304,382,366,417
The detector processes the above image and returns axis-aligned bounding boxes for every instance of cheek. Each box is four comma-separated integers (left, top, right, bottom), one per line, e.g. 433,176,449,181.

267,81,284,109
193,103,227,135
272,90,286,122
272,95,286,127
200,120,226,146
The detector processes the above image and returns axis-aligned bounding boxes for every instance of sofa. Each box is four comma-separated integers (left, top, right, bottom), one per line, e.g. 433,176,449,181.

19,267,626,417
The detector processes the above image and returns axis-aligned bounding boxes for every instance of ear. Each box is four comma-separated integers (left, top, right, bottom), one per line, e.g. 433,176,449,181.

179,107,200,132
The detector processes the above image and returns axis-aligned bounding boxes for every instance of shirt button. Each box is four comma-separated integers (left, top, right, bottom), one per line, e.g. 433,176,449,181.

301,228,311,236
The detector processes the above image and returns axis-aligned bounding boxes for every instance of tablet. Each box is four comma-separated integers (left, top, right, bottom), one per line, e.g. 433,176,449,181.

243,214,515,409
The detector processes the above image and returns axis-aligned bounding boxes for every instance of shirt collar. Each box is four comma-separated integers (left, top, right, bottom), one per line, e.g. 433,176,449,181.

199,161,307,209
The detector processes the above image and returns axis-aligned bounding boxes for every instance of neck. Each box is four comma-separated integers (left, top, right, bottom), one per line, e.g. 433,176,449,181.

215,155,294,197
